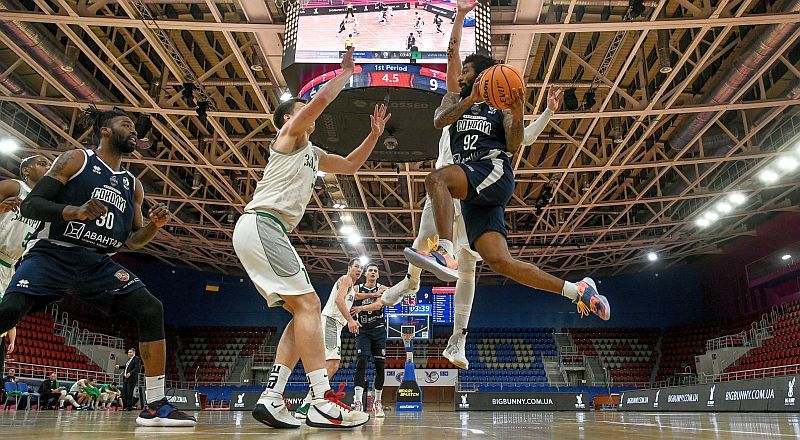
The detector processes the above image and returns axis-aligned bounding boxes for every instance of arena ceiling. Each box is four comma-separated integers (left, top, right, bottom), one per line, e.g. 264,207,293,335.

0,0,799,285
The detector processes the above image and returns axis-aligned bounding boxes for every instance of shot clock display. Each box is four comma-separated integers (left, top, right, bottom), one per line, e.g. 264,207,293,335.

299,64,448,100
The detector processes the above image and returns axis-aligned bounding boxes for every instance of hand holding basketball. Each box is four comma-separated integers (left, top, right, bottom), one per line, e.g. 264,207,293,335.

508,87,526,116
475,64,526,110
148,202,170,228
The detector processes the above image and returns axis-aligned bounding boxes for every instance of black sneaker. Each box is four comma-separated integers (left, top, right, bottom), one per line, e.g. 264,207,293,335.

135,398,197,427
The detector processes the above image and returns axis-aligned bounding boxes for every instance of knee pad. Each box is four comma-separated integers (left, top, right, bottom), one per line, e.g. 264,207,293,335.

373,358,386,390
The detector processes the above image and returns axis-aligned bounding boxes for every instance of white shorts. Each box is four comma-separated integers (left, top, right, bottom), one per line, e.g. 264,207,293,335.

415,196,481,261
233,212,314,308
322,315,344,361
0,264,13,299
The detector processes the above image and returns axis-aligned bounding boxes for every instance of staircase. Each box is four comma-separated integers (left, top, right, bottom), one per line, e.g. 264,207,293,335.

649,334,663,384
227,356,252,384
543,356,567,386
585,356,606,386
553,332,575,353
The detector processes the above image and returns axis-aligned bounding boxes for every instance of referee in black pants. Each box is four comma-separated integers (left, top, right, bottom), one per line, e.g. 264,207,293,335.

116,347,142,410
350,263,388,417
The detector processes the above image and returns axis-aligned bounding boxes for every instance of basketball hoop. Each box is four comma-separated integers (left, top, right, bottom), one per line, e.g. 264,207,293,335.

401,330,414,349
401,324,415,350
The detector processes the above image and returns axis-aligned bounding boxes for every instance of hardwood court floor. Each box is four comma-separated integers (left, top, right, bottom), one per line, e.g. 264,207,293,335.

2,409,799,439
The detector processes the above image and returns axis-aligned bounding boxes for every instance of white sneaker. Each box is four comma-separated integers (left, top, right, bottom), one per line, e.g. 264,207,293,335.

381,275,420,306
306,389,369,429
294,402,309,420
373,401,385,418
443,332,469,370
352,401,363,412
252,395,301,429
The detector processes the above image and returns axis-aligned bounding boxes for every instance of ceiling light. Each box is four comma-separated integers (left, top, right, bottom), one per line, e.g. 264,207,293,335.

0,138,19,154
776,156,798,172
781,254,792,261
703,211,719,222
359,255,369,265
339,225,354,235
336,203,347,209
715,202,732,214
758,169,779,183
347,232,362,245
280,91,293,102
647,252,658,262
340,213,352,221
695,218,710,228
728,192,746,205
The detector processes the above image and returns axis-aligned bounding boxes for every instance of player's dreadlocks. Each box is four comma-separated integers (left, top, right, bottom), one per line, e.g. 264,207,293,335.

78,105,130,137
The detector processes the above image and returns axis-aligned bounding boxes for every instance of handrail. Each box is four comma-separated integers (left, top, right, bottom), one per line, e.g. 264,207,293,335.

5,360,118,384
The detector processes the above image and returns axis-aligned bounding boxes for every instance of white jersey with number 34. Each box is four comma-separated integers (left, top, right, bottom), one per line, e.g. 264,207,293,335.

0,180,40,265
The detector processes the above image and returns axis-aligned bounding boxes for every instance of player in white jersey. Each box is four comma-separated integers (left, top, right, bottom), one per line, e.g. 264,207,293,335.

232,47,390,429
0,155,51,370
295,258,362,419
382,1,563,369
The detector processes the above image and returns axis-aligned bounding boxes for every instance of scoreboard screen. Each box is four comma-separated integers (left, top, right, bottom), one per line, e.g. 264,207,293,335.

385,286,454,324
298,64,447,100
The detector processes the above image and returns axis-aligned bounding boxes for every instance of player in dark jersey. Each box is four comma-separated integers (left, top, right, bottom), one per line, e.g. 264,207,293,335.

434,14,444,34
0,106,197,426
403,1,610,321
349,263,387,417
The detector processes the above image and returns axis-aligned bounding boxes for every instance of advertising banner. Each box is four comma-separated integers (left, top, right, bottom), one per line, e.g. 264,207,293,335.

166,389,201,411
618,389,655,411
385,369,458,387
454,392,589,411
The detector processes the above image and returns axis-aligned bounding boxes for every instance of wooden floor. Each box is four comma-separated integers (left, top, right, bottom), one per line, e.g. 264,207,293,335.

2,410,799,439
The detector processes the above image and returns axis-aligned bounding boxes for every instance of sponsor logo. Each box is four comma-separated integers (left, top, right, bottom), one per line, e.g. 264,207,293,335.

109,175,118,187
398,404,419,410
424,371,440,383
16,279,29,288
398,388,419,398
575,394,586,409
667,393,699,403
92,165,102,174
653,390,660,408
707,385,716,407
626,396,649,404
122,177,130,190
725,388,775,401
234,393,246,408
114,270,130,282
492,398,554,406
167,395,188,403
459,394,469,409
91,187,127,212
786,378,796,406
64,221,86,240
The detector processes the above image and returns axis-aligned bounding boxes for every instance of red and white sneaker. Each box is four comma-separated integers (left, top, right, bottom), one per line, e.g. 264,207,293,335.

574,277,611,321
373,400,385,418
252,393,301,429
306,384,369,429
403,236,458,282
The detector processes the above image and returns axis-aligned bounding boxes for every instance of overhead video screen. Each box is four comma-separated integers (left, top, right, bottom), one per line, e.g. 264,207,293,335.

295,1,477,64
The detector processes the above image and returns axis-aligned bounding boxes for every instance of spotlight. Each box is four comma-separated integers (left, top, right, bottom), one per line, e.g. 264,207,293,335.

196,101,209,122
336,203,347,209
695,218,710,228
0,138,19,154
340,213,352,221
582,89,596,109
702,211,719,222
339,225,354,235
182,82,196,107
192,170,202,190
359,255,369,265
347,232,362,245
776,156,798,172
728,192,747,205
758,169,779,183
280,91,293,102
647,252,658,262
563,88,579,111
781,254,792,261
715,202,732,214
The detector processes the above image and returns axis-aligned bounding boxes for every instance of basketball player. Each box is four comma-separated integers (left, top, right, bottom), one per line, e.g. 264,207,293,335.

231,47,390,429
434,14,444,34
0,155,50,371
352,16,360,35
345,34,355,50
407,33,416,51
295,258,362,420
0,106,196,426
415,13,424,37
402,2,611,321
378,8,388,24
381,0,565,368
345,2,354,19
350,263,387,416
338,19,346,34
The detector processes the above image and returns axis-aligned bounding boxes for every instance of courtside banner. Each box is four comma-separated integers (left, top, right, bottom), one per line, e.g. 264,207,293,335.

166,389,201,411
386,369,458,387
618,389,656,411
454,392,589,411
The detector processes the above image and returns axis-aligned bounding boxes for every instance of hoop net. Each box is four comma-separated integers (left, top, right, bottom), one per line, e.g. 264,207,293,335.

401,325,415,349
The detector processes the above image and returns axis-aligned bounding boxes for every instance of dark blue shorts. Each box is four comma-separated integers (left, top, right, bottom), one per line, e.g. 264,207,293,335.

5,241,145,303
456,158,515,249
355,326,387,359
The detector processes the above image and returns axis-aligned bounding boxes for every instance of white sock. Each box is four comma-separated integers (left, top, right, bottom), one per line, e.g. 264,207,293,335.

303,389,312,405
374,388,382,401
453,257,476,333
261,363,291,399
562,281,579,301
439,239,454,255
408,264,422,284
145,375,166,403
354,386,364,404
307,368,330,401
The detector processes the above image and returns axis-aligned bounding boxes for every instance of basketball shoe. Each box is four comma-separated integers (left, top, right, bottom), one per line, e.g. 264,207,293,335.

403,236,458,282
373,400,385,418
294,402,309,420
305,384,369,428
252,393,301,429
442,331,469,370
135,398,197,427
573,277,610,321
381,274,420,306
352,400,363,412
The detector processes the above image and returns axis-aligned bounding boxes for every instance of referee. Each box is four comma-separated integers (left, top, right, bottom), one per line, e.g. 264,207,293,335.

350,263,387,417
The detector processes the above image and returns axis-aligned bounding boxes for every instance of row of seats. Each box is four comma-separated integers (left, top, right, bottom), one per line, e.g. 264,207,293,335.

725,299,800,373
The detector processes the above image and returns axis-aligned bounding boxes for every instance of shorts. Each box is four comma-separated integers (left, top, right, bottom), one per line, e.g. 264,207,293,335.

0,264,13,299
233,212,314,308
457,158,515,249
322,315,344,361
4,241,145,307
355,326,386,359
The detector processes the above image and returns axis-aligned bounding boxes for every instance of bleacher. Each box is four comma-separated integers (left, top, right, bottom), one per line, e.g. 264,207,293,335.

177,326,274,384
567,327,659,386
9,311,101,373
725,299,800,372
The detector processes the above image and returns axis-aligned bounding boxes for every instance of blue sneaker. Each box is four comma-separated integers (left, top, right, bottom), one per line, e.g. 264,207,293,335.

136,398,197,427
574,277,610,320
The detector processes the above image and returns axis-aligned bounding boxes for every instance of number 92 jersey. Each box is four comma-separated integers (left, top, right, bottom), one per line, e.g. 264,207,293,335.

37,149,136,254
448,101,510,165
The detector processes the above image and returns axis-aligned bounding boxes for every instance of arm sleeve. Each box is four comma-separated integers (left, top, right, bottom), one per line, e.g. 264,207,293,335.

19,176,69,222
522,108,554,146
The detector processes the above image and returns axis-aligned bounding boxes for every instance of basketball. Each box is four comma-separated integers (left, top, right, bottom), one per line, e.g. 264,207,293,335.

476,64,525,110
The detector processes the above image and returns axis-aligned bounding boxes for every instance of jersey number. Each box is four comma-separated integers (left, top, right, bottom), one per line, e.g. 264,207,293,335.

463,134,479,151
96,212,115,230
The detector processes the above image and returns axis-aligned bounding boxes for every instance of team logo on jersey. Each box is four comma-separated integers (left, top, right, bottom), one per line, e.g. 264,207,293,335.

114,270,130,282
122,177,130,190
92,165,102,174
470,103,482,115
64,221,86,240
109,175,118,187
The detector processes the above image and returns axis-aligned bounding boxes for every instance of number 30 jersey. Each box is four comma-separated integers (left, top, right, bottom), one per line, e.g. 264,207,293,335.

448,101,510,165
37,149,137,254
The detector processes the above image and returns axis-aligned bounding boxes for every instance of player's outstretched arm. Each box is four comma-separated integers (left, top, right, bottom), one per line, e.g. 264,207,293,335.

0,179,22,214
283,47,356,139
126,179,169,250
504,88,526,154
317,104,391,174
523,85,561,146
446,0,476,92
21,150,107,222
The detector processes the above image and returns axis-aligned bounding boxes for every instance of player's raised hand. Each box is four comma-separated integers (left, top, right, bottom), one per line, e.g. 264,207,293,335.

369,103,392,136
547,85,563,112
508,87,526,116
341,46,355,72
147,202,170,228
457,0,477,13
75,198,108,221
0,196,21,213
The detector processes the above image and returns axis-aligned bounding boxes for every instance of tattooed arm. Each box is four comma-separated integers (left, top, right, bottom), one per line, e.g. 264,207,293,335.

434,92,477,129
504,88,525,154
446,1,477,92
